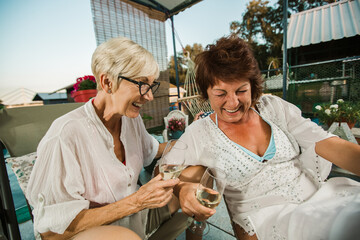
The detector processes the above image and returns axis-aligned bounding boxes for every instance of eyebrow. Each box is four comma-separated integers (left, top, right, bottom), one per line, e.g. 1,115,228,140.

212,82,249,91
135,77,148,83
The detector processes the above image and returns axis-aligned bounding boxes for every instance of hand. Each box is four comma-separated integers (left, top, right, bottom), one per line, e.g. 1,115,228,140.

134,174,179,210
178,182,215,221
193,111,204,121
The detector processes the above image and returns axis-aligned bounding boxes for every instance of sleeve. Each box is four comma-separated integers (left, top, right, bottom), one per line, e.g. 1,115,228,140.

26,136,89,235
268,96,336,181
274,96,336,149
165,120,206,167
136,116,159,167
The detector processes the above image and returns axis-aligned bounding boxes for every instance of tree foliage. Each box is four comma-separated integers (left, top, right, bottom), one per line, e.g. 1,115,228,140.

168,43,204,85
230,0,335,69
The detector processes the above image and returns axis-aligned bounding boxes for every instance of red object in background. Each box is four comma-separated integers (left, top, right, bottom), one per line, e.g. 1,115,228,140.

72,89,97,102
347,121,356,129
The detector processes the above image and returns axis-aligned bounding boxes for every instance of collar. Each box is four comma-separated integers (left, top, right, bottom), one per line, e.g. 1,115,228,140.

84,99,115,149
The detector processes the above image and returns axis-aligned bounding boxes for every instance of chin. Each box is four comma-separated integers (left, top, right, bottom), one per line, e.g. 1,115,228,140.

126,112,140,118
226,117,242,123
221,111,245,123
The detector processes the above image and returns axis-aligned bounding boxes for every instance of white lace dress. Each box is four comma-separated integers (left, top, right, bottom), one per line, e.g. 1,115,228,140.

176,95,360,240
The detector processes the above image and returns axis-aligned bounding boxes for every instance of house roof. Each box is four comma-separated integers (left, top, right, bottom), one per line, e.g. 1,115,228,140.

287,0,360,49
123,0,203,21
33,93,68,101
0,88,36,105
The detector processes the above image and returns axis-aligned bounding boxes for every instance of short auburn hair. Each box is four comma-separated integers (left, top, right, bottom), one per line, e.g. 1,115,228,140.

195,35,263,104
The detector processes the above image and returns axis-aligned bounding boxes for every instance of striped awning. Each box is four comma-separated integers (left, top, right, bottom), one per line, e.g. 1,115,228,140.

287,0,360,49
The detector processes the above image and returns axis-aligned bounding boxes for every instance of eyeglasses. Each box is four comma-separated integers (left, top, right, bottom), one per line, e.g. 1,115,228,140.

119,76,160,96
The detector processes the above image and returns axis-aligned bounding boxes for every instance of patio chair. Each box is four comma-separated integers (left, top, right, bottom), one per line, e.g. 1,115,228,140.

162,110,189,142
0,102,83,240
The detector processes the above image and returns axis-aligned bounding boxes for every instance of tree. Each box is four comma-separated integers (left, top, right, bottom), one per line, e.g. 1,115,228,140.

230,0,336,69
168,43,204,85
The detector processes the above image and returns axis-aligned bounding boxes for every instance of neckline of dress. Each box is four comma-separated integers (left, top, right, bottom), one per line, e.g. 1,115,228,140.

213,108,275,160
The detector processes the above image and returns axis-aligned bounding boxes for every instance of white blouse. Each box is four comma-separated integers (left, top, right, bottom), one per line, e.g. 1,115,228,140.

176,95,360,239
26,100,159,239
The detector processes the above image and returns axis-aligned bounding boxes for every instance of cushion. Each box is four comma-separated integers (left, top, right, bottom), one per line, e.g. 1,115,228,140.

6,152,37,195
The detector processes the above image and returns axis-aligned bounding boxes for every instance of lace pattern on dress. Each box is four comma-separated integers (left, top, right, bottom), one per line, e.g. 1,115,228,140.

200,114,305,234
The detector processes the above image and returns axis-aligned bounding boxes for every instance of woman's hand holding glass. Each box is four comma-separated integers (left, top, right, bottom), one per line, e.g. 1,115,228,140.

159,140,188,180
188,167,227,236
135,174,179,210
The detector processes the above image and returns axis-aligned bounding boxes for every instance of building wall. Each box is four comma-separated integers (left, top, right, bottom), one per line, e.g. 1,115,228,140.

90,0,170,129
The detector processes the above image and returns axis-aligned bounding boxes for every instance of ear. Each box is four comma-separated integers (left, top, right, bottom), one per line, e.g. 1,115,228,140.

99,74,112,93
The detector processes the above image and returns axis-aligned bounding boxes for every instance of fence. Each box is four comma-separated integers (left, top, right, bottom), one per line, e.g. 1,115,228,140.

262,56,360,117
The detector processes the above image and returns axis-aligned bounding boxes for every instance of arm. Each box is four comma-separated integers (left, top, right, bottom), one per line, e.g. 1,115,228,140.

270,97,360,176
41,175,179,240
174,165,216,221
155,142,169,159
193,111,204,121
315,136,360,176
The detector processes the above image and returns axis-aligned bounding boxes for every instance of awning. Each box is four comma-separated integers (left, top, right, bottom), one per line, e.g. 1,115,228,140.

123,0,203,21
287,0,360,49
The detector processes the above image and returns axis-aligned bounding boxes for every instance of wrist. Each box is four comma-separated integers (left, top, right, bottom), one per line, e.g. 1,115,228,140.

173,181,186,198
127,191,144,212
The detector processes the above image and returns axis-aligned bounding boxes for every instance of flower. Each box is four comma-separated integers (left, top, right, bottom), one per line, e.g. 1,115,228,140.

314,100,360,126
71,75,97,94
167,117,186,132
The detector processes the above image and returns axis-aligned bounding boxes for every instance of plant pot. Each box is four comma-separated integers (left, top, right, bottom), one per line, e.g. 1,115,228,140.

72,89,97,102
170,130,183,140
346,121,356,129
326,120,334,128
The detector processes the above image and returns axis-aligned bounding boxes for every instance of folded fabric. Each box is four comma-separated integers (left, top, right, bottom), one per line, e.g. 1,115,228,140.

6,152,37,195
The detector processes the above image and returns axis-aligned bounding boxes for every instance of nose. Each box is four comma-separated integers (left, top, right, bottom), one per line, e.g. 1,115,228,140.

143,89,154,101
226,93,239,107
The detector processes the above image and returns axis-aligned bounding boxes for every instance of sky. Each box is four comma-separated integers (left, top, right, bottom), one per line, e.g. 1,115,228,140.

0,0,250,100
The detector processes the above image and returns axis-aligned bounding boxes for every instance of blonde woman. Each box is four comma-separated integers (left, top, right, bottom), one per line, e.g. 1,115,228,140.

27,37,187,240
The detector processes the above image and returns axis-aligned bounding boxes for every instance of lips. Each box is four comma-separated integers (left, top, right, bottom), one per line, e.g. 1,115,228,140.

132,102,143,108
224,105,241,113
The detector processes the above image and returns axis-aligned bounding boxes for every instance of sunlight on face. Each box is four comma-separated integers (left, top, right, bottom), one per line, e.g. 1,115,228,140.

207,78,252,124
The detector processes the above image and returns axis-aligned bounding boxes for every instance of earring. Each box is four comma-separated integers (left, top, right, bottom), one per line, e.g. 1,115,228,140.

108,90,111,94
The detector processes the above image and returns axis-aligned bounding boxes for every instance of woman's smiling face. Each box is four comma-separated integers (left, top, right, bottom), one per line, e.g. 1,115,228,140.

207,78,252,123
111,76,156,118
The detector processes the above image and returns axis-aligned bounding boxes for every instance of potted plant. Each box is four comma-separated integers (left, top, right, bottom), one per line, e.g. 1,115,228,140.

315,99,360,129
71,75,97,102
167,117,186,139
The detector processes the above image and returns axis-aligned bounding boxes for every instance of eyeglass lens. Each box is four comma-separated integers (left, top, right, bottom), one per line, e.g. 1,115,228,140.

141,82,159,96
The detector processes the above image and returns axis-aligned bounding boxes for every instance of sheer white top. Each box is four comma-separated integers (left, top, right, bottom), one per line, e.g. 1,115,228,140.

27,100,159,239
176,95,360,239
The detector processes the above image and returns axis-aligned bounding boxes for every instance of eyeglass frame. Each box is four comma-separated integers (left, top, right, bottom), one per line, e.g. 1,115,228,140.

118,75,160,96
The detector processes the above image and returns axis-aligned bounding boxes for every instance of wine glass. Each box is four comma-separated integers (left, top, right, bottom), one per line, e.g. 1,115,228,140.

159,140,188,180
188,167,227,236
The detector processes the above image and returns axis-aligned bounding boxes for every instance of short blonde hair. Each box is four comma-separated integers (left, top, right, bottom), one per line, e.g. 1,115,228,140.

91,37,160,91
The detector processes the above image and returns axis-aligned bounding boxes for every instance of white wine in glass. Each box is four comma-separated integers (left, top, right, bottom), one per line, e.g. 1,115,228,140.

188,167,227,236
160,164,185,180
159,140,187,180
196,187,221,209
